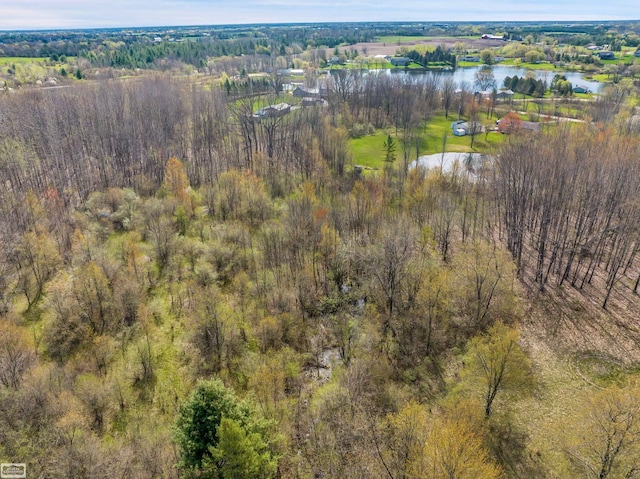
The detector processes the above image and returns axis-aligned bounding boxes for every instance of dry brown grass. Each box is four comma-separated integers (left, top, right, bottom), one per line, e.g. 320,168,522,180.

520,262,640,365
338,37,505,57
506,256,640,476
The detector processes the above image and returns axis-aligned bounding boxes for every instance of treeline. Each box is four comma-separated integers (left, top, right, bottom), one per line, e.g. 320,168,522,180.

84,37,274,69
406,46,457,67
0,31,88,58
0,23,375,67
502,75,546,97
0,71,445,238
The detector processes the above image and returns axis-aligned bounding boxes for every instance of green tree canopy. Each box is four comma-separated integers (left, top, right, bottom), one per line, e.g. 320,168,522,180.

207,417,278,479
174,379,277,477
460,321,533,417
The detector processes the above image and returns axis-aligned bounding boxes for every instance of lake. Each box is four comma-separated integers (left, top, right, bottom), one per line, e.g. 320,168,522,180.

391,65,603,93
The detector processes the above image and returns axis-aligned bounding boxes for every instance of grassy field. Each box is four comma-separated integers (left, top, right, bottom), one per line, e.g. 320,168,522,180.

591,73,612,83
457,61,483,68
350,132,389,169
500,59,561,71
328,61,425,70
350,115,506,170
0,57,47,65
422,115,506,153
375,36,428,44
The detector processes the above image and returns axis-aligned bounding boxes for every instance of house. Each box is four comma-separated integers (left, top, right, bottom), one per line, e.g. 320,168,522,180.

598,51,615,60
253,103,291,121
481,34,506,41
462,55,481,62
497,89,514,100
573,85,590,94
390,57,412,67
496,117,541,133
521,121,541,132
302,97,328,107
634,50,640,58
474,91,493,99
451,120,469,136
293,86,321,99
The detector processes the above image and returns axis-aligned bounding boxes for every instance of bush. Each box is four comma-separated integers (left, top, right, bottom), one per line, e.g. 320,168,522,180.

349,122,375,138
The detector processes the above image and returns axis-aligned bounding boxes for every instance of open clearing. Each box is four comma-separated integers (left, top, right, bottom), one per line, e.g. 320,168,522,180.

0,56,47,65
350,115,506,170
339,36,506,57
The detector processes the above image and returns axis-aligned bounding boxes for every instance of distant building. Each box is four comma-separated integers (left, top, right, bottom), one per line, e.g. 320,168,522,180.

634,50,640,58
451,120,469,136
497,89,514,100
598,51,615,60
521,121,541,132
390,57,412,67
293,86,321,99
573,85,590,94
302,97,328,107
481,34,506,40
253,103,291,121
462,55,481,62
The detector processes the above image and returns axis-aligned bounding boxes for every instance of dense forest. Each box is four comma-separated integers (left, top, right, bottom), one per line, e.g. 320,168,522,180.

2,22,640,477
2,21,640,69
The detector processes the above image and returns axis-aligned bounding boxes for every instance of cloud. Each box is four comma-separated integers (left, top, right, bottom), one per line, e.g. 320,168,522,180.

0,0,637,30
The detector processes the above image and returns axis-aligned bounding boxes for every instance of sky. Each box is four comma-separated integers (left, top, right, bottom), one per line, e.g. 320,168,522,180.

0,0,638,30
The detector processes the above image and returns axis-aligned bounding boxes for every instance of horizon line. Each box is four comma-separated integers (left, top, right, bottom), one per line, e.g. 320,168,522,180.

1,18,639,34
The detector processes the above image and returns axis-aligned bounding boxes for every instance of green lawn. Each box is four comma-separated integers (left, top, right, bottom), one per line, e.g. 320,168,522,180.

599,58,624,65
591,73,612,83
350,115,506,170
234,94,297,111
422,115,506,154
350,132,390,169
375,36,428,43
333,61,393,70
458,59,562,71
329,61,424,70
0,57,47,65
457,61,484,68
499,59,560,71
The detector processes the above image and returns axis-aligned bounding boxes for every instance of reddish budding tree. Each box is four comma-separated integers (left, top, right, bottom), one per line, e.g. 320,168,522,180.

498,112,523,135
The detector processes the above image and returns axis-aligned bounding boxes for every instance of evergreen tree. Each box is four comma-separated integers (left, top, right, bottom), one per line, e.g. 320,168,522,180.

175,379,277,477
